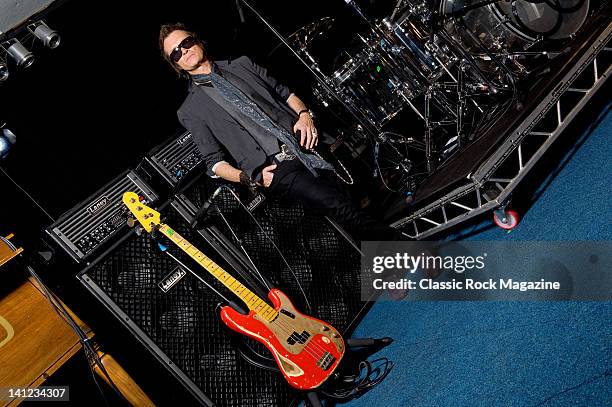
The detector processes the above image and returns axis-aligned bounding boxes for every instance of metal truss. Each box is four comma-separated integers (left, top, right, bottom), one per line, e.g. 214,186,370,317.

392,23,612,239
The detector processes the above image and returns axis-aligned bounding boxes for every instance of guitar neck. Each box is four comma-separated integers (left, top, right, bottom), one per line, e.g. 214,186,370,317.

158,224,277,321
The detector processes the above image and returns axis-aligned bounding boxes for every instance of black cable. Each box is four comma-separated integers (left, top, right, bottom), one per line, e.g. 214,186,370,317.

85,346,112,407
24,264,126,402
2,247,128,405
0,166,55,223
320,357,394,400
215,185,314,314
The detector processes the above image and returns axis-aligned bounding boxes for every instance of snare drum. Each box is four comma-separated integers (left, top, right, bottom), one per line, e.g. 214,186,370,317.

325,31,426,129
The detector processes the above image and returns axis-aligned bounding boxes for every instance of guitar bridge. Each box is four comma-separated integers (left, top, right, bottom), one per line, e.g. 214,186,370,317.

317,352,336,370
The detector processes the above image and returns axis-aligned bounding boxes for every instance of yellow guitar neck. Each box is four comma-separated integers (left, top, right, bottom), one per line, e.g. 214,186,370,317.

158,224,278,321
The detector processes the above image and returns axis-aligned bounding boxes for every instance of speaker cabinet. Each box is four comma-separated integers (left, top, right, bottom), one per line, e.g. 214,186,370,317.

78,193,367,406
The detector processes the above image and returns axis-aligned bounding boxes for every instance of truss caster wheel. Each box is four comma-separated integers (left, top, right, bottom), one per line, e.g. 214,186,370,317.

493,209,520,230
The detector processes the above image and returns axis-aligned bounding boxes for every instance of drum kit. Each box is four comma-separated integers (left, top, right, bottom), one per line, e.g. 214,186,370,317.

276,0,589,194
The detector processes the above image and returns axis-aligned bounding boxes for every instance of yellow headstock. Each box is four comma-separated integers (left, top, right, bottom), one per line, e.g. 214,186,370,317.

122,192,161,233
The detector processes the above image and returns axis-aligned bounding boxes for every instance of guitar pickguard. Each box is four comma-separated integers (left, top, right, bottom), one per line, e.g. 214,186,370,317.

220,289,344,390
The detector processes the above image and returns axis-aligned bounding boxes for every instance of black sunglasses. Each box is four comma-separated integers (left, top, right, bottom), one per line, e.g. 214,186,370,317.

169,36,198,63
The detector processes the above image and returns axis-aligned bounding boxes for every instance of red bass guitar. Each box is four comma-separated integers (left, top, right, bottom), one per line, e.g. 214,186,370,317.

123,192,345,390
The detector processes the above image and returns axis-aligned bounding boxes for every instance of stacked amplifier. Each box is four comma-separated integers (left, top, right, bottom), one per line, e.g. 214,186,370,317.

46,131,367,406
142,131,204,188
45,170,158,263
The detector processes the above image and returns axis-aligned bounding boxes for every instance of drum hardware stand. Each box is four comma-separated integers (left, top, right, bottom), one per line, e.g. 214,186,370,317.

384,19,439,77
389,0,406,22
432,52,459,82
399,90,426,120
449,21,520,129
424,90,434,173
436,25,505,90
238,0,380,140
448,21,518,90
379,132,426,149
523,36,546,51
456,91,493,141
342,1,491,180
456,60,471,142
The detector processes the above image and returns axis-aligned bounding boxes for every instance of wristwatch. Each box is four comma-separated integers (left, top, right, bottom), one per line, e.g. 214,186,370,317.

239,171,258,192
298,109,315,119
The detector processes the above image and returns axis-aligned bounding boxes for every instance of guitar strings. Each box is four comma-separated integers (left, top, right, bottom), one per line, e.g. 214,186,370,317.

167,226,335,362
130,198,336,364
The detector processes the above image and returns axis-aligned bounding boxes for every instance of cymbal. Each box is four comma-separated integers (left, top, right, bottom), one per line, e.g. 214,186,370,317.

268,17,335,56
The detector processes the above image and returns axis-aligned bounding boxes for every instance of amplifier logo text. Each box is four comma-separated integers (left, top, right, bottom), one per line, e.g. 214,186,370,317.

87,196,110,215
247,193,266,212
158,266,187,293
177,134,191,145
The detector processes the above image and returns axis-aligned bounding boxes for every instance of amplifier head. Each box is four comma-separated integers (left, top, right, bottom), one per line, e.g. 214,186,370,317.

45,170,158,263
144,131,204,188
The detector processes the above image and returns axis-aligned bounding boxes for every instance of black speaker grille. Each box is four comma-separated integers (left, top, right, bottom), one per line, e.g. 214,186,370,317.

83,181,365,406
181,179,365,332
83,210,296,406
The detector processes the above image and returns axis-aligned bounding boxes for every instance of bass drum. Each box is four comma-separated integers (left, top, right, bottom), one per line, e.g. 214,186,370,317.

440,0,590,51
496,0,589,41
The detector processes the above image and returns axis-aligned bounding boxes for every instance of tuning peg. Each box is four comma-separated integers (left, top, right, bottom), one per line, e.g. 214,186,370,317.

127,217,137,228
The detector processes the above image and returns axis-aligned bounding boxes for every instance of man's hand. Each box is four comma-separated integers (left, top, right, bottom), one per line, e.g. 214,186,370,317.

293,114,318,150
260,164,277,187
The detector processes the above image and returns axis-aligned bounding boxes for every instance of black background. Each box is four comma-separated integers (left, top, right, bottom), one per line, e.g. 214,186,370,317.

0,5,393,402
0,1,610,405
0,0,397,242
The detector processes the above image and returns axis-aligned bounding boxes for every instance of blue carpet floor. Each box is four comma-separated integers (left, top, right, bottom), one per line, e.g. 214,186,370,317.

341,107,612,406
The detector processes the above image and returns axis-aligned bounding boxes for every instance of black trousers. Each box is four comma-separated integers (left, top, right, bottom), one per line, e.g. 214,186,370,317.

267,159,404,241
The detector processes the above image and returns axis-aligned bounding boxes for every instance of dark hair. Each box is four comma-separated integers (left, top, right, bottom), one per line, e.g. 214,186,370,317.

158,22,203,78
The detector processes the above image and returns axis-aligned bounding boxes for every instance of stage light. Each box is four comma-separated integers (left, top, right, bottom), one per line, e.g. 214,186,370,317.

3,40,35,68
0,61,8,82
0,123,17,160
28,21,61,49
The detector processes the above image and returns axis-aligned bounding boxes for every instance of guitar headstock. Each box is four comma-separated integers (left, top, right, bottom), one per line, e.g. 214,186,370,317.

122,192,161,233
